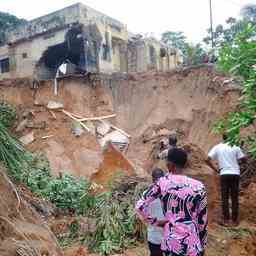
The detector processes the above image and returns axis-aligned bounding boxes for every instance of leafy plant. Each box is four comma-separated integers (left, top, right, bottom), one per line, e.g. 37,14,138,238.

58,219,81,248
86,179,148,255
0,101,17,128
215,23,256,157
27,167,95,215
0,121,30,180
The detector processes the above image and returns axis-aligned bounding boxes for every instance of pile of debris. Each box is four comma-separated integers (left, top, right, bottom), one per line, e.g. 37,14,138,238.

61,109,130,152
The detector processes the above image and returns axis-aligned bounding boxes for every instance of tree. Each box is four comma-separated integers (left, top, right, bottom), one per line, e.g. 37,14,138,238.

161,31,187,53
161,31,206,66
203,17,249,48
183,43,206,66
215,24,256,157
241,4,256,23
0,12,26,45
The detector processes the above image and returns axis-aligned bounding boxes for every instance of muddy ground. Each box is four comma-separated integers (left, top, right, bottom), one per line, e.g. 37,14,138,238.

0,66,256,255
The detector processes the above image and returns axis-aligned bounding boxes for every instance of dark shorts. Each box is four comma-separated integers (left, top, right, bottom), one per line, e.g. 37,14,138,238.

148,241,163,256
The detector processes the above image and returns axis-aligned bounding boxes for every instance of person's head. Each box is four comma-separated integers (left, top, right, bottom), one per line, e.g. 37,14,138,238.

169,134,177,147
222,133,228,142
167,148,187,173
152,168,165,183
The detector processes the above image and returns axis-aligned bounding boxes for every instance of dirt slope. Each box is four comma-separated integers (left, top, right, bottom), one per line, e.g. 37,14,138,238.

2,66,256,255
0,166,62,256
0,66,239,178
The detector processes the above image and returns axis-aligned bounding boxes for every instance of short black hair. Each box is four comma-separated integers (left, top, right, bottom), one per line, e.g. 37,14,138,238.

152,168,165,182
169,135,177,146
223,133,228,141
167,148,187,168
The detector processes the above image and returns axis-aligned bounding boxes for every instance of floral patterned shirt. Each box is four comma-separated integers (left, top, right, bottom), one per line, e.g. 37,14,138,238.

136,174,208,256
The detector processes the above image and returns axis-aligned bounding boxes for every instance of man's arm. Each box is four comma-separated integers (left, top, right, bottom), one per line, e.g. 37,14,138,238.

197,187,208,251
135,183,164,226
205,157,219,173
207,146,219,173
236,147,247,164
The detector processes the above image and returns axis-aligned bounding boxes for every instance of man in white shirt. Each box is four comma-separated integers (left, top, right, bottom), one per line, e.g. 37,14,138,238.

146,168,165,256
207,134,246,227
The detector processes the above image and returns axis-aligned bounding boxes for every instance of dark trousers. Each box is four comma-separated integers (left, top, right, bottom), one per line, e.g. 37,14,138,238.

220,174,240,222
148,242,163,256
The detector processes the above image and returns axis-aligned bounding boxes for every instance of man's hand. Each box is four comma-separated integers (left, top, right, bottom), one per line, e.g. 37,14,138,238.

206,157,219,174
157,220,168,227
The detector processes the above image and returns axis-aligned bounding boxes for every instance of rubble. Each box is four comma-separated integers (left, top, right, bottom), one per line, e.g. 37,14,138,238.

47,101,64,110
15,119,28,132
99,130,129,152
26,120,47,129
71,121,84,137
19,131,35,145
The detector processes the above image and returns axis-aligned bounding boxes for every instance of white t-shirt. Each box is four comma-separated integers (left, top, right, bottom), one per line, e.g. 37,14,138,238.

208,143,245,175
147,198,165,245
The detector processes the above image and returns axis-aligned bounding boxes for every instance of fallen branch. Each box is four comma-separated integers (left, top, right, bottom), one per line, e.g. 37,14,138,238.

62,110,90,132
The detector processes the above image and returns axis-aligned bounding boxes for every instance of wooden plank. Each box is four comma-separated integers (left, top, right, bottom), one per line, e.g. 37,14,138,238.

78,114,116,121
62,110,90,132
64,110,116,121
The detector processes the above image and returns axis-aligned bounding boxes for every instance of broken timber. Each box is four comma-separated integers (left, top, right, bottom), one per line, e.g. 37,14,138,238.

62,110,131,138
62,110,90,132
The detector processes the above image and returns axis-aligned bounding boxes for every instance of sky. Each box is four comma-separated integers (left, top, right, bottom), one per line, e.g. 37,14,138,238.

1,0,255,42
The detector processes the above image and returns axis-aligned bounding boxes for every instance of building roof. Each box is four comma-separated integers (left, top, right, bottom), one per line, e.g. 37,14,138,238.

5,2,126,44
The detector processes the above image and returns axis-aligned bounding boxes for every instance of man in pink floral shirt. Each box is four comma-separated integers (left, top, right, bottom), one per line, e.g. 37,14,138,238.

136,148,208,256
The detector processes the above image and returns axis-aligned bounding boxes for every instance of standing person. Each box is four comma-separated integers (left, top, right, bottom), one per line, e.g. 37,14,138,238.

147,168,165,256
207,134,246,227
136,148,208,256
158,134,178,160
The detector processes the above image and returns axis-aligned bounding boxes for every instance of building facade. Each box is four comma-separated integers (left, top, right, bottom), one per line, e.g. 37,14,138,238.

0,3,182,81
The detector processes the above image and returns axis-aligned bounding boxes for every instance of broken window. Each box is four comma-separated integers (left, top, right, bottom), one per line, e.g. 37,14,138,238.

160,48,167,58
0,58,10,73
22,53,28,59
102,32,111,62
149,45,157,65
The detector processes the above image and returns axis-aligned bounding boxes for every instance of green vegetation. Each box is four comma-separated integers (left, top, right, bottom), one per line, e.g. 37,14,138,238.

0,12,26,44
85,179,147,255
0,101,17,128
161,31,206,65
204,4,256,49
214,23,256,157
26,160,95,215
0,102,146,255
0,101,28,180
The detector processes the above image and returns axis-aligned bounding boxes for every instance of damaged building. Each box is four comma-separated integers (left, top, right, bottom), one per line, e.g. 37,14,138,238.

0,3,182,81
